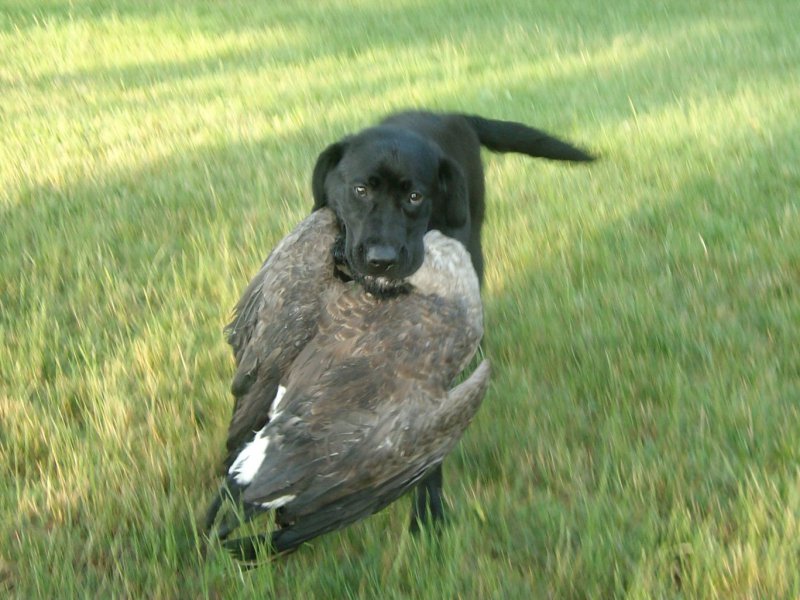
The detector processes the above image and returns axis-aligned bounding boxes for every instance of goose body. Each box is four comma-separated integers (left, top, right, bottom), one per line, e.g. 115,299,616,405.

207,209,489,557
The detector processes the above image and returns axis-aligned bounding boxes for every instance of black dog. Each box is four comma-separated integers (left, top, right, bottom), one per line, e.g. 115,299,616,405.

313,111,593,289
311,110,593,529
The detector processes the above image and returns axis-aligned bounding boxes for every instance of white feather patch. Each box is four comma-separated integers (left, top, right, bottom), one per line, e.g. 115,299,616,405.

268,385,288,419
229,424,271,486
229,385,289,487
261,494,296,509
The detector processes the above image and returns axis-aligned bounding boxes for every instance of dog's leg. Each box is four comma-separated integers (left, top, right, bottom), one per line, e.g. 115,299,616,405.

426,465,445,522
409,478,429,533
409,465,445,533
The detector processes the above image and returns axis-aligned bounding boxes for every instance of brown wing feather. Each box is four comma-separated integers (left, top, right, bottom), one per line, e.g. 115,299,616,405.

240,285,482,509
267,360,490,545
313,286,480,382
221,209,343,465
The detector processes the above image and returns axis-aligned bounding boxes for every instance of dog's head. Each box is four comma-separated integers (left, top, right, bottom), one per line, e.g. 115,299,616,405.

312,125,467,292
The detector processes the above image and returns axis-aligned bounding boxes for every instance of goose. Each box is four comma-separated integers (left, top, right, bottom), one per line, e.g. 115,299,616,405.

205,209,489,558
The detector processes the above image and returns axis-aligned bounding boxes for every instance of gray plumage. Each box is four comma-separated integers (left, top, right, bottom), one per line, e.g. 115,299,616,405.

207,208,489,557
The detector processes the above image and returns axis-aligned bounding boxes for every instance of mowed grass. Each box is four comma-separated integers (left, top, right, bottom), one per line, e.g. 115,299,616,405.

1,0,799,596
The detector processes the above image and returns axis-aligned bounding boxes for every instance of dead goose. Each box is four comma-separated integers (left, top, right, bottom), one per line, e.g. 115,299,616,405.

220,208,345,468
205,221,490,559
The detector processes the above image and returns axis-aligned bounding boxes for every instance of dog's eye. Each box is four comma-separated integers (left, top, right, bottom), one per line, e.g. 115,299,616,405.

354,185,368,198
409,192,424,205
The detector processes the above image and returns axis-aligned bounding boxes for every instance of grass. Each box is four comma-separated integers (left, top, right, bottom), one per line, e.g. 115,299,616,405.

1,0,799,597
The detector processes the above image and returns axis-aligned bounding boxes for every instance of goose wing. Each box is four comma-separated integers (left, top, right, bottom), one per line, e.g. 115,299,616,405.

222,208,341,465
237,287,484,519
241,360,491,553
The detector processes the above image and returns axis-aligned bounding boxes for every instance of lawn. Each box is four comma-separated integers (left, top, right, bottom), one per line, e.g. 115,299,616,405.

1,0,799,597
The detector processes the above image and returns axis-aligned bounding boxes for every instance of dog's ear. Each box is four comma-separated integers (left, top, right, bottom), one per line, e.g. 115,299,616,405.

311,139,349,210
439,157,468,228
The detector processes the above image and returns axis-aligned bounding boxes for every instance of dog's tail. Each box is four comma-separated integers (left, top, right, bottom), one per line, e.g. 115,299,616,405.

460,114,595,162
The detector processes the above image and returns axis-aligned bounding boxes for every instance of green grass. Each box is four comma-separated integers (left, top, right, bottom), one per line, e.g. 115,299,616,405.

2,0,799,597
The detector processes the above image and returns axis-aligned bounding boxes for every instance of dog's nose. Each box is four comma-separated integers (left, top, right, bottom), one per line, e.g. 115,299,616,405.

365,244,399,271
